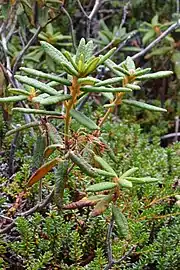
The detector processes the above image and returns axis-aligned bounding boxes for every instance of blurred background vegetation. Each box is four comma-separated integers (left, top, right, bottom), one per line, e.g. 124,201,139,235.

0,1,180,269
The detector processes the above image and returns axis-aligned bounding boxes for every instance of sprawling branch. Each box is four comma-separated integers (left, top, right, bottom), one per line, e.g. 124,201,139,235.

76,0,102,39
0,189,54,234
104,245,137,270
89,0,101,20
106,218,114,264
132,19,180,60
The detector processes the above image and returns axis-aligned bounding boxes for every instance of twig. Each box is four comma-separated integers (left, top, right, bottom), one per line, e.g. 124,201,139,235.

0,22,5,35
61,6,77,51
106,218,114,264
87,0,101,39
104,245,137,270
6,15,17,43
0,215,13,222
119,1,130,29
161,132,180,140
114,245,137,265
112,31,137,57
132,19,180,60
89,0,101,20
174,116,179,142
1,33,11,71
76,0,89,19
137,212,180,221
0,188,54,234
77,0,108,39
8,131,19,177
94,39,115,56
18,28,25,48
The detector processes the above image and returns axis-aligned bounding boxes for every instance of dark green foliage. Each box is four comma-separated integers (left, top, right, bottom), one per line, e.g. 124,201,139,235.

54,160,68,209
6,211,107,269
1,121,179,268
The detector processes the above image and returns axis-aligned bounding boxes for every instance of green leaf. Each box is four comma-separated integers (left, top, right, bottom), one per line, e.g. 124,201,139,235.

86,182,117,192
134,68,151,76
151,14,159,26
78,77,100,85
84,57,100,75
68,151,96,177
15,75,58,96
0,95,27,103
98,47,116,65
171,52,180,79
32,93,50,103
99,137,117,163
76,38,86,64
94,155,117,176
40,95,71,105
41,41,69,67
85,40,94,61
54,160,69,209
142,29,155,45
6,122,39,136
105,59,124,76
8,88,30,96
61,62,79,76
77,54,85,73
136,71,173,80
32,134,46,170
120,46,141,52
95,77,123,87
114,66,130,76
112,205,129,238
12,108,63,116
38,6,49,27
126,56,136,70
125,176,160,183
63,51,78,70
47,81,61,87
80,86,132,93
122,99,167,112
118,178,133,188
102,92,114,100
126,84,141,90
94,168,117,177
20,67,72,86
175,195,180,200
100,20,112,35
120,167,138,178
46,123,63,144
145,47,172,58
70,109,99,130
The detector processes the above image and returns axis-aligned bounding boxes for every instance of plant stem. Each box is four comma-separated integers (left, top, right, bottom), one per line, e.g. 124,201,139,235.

98,92,124,129
97,75,128,131
64,77,80,148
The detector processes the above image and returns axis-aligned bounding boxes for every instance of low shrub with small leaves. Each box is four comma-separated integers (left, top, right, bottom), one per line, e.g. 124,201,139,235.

0,120,179,269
